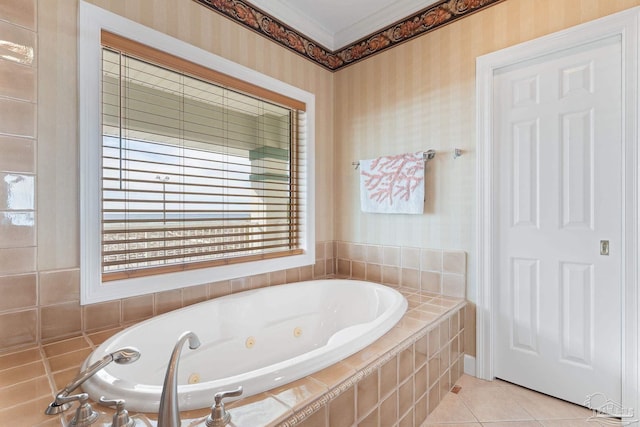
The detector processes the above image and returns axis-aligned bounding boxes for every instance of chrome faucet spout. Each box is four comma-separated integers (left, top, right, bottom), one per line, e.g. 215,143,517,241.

45,347,141,415
158,331,201,427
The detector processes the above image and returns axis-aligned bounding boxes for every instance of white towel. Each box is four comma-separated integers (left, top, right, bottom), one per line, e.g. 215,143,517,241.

359,152,425,214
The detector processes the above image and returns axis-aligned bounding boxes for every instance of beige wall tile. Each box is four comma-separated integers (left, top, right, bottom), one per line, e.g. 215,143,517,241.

382,265,399,286
365,263,381,283
40,302,80,341
398,346,413,383
383,246,400,266
42,335,90,358
414,334,428,368
182,284,208,306
0,98,35,137
0,213,37,249
398,379,413,420
352,261,365,279
0,273,36,311
268,377,327,409
0,376,50,408
0,0,36,30
401,268,419,289
442,273,465,298
421,249,442,272
300,265,313,281
315,242,325,260
0,246,35,274
337,259,350,276
325,259,334,275
47,347,90,373
337,241,351,259
351,244,364,262
0,396,55,426
154,289,181,314
328,386,354,427
269,270,286,286
443,251,466,275
0,172,34,210
0,136,35,173
401,247,420,269
38,269,79,305
0,360,45,388
309,362,355,389
0,309,36,347
0,21,35,66
421,271,441,294
365,245,382,264
313,260,326,278
296,406,327,427
380,390,398,427
83,300,120,332
0,347,40,370
357,370,378,417
285,268,300,283
0,60,36,102
415,363,428,401
208,280,231,298
121,294,153,323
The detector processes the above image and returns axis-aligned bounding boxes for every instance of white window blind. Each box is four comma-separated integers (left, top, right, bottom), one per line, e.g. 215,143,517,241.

100,34,305,281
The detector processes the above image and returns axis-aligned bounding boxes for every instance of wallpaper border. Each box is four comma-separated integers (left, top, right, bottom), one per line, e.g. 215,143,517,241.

193,0,505,71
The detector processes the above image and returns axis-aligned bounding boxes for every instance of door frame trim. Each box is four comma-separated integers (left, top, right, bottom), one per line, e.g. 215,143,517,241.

476,7,640,413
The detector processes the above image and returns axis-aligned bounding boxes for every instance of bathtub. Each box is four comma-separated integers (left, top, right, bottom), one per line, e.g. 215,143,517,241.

81,279,407,412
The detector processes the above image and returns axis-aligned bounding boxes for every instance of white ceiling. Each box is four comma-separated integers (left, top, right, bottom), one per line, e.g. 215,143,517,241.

247,0,440,51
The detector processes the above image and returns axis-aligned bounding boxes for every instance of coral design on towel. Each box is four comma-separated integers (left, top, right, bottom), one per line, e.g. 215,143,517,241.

359,152,425,214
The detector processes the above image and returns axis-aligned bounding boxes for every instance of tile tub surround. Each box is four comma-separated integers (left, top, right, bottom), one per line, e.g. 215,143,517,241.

0,287,465,427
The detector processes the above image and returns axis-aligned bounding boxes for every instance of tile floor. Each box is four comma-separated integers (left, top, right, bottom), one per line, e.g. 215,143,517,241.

424,375,604,427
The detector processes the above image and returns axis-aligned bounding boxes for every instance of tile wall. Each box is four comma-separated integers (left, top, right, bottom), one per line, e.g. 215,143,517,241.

335,241,466,298
0,0,39,350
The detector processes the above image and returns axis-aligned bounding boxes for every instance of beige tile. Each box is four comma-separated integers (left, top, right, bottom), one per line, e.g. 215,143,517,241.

482,422,543,426
379,355,397,399
343,347,380,371
0,173,34,211
0,272,36,310
315,242,325,260
382,265,399,286
285,268,300,283
47,347,91,373
428,326,440,357
0,211,35,248
415,334,428,367
40,302,81,341
366,245,382,264
428,357,440,389
328,386,355,427
300,265,314,281
122,294,154,323
407,309,439,324
0,245,35,274
83,300,120,332
357,370,378,417
421,249,442,272
425,424,481,427
0,375,51,407
0,308,36,348
0,60,36,102
380,390,397,427
337,259,350,276
314,260,326,278
458,386,534,422
0,347,40,370
401,246,420,269
365,263,381,283
442,273,465,298
398,377,413,418
0,396,53,426
208,280,231,298
51,367,77,391
0,136,35,173
337,241,351,259
269,377,327,409
325,259,335,275
402,268,420,289
182,284,208,306
0,21,35,66
428,383,440,414
358,407,378,427
227,393,292,427
512,386,592,420
415,363,428,401
309,362,355,389
154,289,181,314
87,327,122,346
352,244,365,262
0,360,45,388
352,261,366,279
421,271,442,294
398,346,413,383
443,251,466,275
270,269,286,286
297,406,327,427
399,408,413,427
0,0,36,30
0,98,35,137
38,269,79,305
539,420,599,427
383,246,400,266
231,277,251,293
42,336,90,358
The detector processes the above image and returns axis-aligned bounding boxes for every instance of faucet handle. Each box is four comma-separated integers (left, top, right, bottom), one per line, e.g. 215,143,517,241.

206,386,243,427
99,397,137,427
59,393,99,427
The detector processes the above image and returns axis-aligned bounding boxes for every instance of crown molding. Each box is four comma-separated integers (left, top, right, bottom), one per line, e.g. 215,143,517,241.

193,0,506,71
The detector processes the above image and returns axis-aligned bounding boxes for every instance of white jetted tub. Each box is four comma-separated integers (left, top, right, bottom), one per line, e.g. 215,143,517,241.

81,279,407,412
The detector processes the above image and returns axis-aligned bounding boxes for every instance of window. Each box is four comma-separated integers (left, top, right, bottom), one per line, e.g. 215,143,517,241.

80,2,314,304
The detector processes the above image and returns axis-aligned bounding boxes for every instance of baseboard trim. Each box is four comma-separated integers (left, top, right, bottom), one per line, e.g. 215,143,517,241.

464,354,476,377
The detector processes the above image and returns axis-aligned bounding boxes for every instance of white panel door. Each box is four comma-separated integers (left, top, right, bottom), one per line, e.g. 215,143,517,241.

494,36,622,405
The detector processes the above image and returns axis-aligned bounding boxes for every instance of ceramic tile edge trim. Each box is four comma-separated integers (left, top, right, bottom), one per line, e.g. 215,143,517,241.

275,300,466,426
191,0,505,71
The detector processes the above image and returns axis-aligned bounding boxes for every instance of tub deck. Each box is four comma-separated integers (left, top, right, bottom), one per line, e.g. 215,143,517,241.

0,286,465,427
